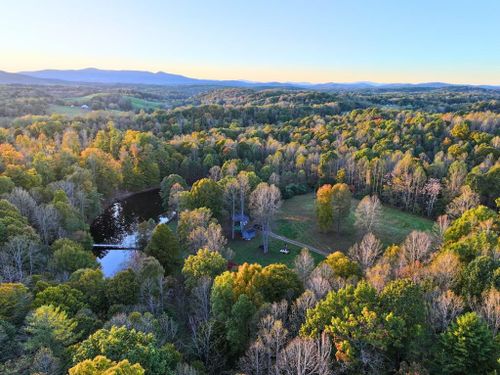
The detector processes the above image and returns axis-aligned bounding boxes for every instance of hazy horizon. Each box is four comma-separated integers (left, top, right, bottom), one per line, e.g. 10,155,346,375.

1,0,499,85
3,66,498,86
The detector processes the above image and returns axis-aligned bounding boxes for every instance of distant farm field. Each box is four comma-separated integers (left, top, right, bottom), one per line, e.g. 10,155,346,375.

229,192,434,267
47,104,88,116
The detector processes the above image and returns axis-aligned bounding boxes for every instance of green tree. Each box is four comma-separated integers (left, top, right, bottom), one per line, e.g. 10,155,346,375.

301,281,404,372
331,183,352,232
24,305,77,356
182,248,227,288
51,239,99,277
316,184,334,231
225,294,256,354
72,326,181,375
0,175,14,194
0,199,37,245
69,268,107,314
160,174,187,209
80,147,122,197
438,312,498,374
324,251,361,279
144,224,181,275
258,263,303,302
33,284,87,316
211,271,236,322
69,355,145,375
52,189,86,232
380,279,429,361
0,283,32,324
189,178,224,218
106,269,140,307
455,255,498,299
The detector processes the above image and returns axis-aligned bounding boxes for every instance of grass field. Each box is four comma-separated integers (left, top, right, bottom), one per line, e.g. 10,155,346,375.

48,104,130,117
230,233,324,268
126,96,164,110
61,93,164,111
229,192,434,267
47,104,88,116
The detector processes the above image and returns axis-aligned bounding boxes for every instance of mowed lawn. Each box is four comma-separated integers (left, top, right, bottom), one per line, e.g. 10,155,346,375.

230,233,324,268
229,192,434,267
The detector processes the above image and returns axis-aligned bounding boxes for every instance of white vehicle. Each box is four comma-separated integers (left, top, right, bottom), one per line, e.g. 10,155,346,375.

280,244,290,254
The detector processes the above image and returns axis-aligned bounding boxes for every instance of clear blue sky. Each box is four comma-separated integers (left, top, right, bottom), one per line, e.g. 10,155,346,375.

1,0,499,84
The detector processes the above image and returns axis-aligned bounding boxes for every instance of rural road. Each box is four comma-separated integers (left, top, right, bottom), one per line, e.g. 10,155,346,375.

268,231,329,256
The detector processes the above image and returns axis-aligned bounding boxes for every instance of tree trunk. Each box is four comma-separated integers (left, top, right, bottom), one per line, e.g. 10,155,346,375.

263,222,269,253
231,197,235,240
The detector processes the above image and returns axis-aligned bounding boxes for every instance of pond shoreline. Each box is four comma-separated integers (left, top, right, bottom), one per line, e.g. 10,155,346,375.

101,186,160,211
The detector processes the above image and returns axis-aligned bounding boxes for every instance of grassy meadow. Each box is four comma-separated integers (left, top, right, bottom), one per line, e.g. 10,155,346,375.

229,192,434,267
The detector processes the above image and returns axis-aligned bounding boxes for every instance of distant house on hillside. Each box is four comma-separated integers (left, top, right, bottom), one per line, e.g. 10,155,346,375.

81,104,89,110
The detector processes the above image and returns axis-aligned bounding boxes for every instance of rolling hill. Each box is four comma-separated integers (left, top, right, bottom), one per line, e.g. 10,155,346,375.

0,68,495,90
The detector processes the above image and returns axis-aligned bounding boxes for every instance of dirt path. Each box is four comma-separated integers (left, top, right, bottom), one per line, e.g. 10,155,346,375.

268,231,329,256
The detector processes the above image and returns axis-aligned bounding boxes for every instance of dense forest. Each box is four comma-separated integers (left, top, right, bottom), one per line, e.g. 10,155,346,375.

0,84,498,374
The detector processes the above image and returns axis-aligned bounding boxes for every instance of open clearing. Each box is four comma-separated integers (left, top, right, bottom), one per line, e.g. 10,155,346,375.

229,192,434,267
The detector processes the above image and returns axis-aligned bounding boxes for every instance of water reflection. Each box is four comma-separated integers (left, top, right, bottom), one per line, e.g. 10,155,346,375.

90,189,167,276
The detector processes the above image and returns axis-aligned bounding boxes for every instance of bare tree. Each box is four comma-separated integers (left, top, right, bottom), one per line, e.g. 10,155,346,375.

240,339,268,375
250,183,281,253
477,288,499,335
269,172,280,187
428,290,464,332
190,276,213,324
156,313,179,345
237,172,251,218
400,231,433,266
427,251,461,291
31,347,59,375
177,208,212,247
224,160,238,177
290,290,318,336
187,222,227,254
224,179,239,240
208,165,222,181
268,300,290,327
366,260,392,292
423,178,441,216
176,363,199,375
445,161,467,199
34,204,60,244
349,232,383,272
0,235,41,281
446,185,480,219
168,182,184,212
432,215,449,245
205,222,227,253
190,319,226,374
354,195,382,234
258,315,289,373
306,263,334,299
7,187,37,222
294,248,315,284
275,333,332,375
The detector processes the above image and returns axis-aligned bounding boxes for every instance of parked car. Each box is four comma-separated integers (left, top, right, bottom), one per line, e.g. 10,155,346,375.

280,244,290,254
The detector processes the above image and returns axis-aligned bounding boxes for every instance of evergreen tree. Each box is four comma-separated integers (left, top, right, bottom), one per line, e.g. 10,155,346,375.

144,224,181,275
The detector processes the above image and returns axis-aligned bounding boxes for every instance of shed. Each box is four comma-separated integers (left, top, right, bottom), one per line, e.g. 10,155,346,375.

242,228,256,240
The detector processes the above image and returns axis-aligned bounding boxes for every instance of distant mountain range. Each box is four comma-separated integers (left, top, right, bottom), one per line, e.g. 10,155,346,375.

0,68,497,90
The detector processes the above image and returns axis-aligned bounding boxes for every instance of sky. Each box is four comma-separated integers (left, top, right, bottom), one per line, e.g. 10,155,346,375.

1,0,499,84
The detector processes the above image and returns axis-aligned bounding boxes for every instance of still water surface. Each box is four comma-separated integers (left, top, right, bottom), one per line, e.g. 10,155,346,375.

90,189,167,276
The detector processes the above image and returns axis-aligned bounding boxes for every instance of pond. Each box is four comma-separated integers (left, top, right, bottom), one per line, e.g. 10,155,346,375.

90,189,168,277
